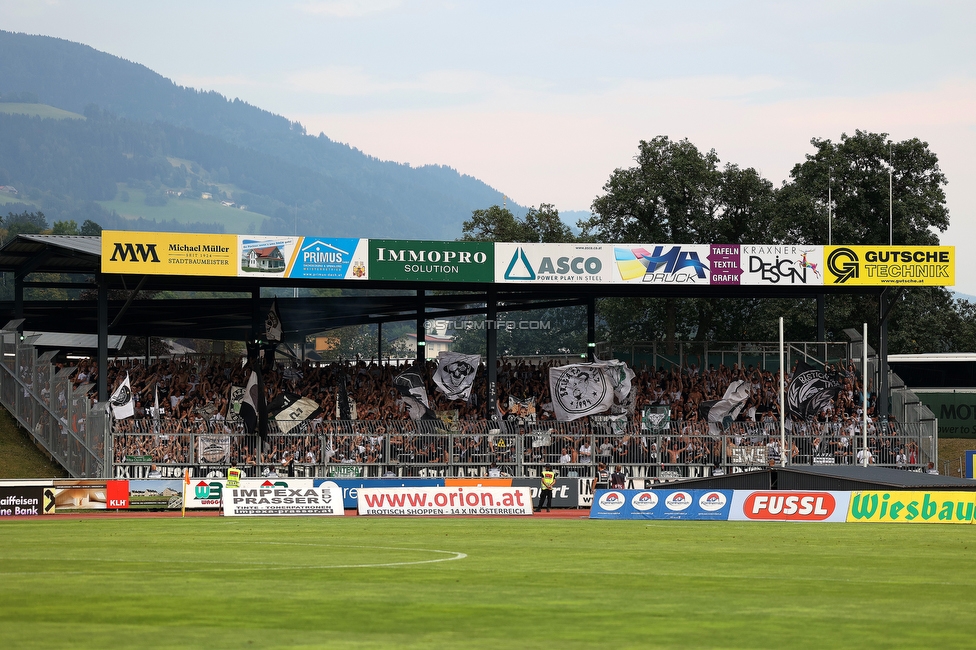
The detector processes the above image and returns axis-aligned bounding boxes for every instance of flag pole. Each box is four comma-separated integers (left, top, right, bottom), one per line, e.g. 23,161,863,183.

779,317,786,467
862,322,869,466
182,468,189,517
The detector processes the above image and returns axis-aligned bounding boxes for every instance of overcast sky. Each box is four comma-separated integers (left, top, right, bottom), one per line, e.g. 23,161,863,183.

4,0,976,292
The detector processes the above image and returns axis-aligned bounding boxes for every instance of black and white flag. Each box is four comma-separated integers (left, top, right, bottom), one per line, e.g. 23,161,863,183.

394,371,437,420
110,372,134,420
432,351,480,401
265,297,283,343
548,363,615,421
239,371,259,434
699,379,751,431
787,360,843,420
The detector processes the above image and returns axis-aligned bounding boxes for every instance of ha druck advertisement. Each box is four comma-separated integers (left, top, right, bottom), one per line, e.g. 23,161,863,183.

222,479,343,516
357,486,533,516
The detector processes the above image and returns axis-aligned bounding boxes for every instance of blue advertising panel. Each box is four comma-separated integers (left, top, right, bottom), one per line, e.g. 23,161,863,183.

589,489,733,520
289,237,369,279
314,478,445,509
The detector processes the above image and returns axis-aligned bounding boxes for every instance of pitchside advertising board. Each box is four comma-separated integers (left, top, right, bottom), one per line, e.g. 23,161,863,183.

728,491,851,522
589,489,733,520
846,491,976,524
357,486,533,516
0,486,46,516
222,478,343,516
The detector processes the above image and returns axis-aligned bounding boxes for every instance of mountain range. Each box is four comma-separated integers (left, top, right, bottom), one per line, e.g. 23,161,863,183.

0,30,539,239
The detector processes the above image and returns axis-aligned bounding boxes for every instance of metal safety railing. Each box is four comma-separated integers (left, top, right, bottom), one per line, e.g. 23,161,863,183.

109,417,934,481
0,331,105,478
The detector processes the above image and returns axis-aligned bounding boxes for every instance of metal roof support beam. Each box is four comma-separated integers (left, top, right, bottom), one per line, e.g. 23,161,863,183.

416,290,426,360
97,273,108,402
816,294,825,342
486,287,497,422
587,296,596,361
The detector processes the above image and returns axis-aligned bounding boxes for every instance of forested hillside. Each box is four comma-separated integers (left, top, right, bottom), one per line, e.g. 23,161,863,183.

0,30,516,237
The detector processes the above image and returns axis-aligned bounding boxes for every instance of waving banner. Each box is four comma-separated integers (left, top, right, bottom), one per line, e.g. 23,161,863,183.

432,352,480,401
787,361,843,420
549,363,615,421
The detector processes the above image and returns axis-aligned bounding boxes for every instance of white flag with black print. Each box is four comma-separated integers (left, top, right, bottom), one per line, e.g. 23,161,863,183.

432,351,481,401
110,372,135,420
265,297,283,343
548,363,615,421
699,379,751,433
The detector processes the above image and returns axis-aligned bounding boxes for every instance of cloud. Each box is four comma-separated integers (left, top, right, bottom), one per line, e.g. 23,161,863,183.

295,0,401,18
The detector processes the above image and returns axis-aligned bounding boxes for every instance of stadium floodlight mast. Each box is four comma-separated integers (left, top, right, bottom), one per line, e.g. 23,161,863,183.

827,167,832,246
889,143,894,246
779,317,786,467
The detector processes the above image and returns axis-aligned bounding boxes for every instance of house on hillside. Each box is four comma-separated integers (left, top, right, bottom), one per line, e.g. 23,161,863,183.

243,246,285,271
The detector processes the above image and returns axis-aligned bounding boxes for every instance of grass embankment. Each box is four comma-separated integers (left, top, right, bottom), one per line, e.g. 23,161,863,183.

0,103,85,120
0,406,67,479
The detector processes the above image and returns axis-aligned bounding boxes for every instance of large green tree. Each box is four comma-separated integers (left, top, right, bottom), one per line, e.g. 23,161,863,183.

772,130,948,246
580,137,774,348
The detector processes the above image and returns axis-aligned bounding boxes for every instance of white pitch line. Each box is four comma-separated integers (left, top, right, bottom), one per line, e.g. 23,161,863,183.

0,544,467,576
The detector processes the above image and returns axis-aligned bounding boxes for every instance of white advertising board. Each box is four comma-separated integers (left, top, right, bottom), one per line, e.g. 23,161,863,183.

357,486,533,516
222,478,343,516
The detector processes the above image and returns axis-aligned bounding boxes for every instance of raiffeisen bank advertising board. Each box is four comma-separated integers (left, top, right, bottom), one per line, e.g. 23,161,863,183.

100,233,955,287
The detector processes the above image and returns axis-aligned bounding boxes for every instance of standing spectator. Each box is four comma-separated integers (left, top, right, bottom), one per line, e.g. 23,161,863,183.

610,465,626,489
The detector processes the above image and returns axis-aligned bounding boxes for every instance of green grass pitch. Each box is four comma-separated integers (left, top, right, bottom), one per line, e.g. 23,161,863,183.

1,517,973,649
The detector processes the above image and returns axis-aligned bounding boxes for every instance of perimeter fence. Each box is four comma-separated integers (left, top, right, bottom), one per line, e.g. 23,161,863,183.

109,417,934,481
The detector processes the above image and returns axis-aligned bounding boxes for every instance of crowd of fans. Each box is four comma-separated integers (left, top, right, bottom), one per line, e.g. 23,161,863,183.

79,354,919,471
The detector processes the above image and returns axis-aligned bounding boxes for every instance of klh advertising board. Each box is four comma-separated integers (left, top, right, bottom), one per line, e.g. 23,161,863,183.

357,486,533,516
222,479,343,516
589,489,733,520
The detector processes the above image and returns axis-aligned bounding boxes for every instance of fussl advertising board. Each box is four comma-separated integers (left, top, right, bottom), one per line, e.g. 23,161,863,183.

728,491,851,522
369,240,493,282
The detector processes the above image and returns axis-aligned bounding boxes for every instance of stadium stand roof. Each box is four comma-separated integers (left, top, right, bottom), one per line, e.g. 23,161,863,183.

654,466,976,492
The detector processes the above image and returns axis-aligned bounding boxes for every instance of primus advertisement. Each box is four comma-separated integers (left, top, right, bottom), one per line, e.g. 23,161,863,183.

357,486,533,516
222,479,343,516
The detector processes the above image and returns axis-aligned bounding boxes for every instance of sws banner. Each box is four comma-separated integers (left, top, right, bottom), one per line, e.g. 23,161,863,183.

589,489,733,520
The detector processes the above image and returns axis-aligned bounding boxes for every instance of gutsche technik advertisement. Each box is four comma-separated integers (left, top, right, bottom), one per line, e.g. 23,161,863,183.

222,479,343,516
357,486,533,516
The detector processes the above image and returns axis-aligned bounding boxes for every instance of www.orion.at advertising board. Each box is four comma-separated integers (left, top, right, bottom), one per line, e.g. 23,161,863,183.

357,486,533,516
